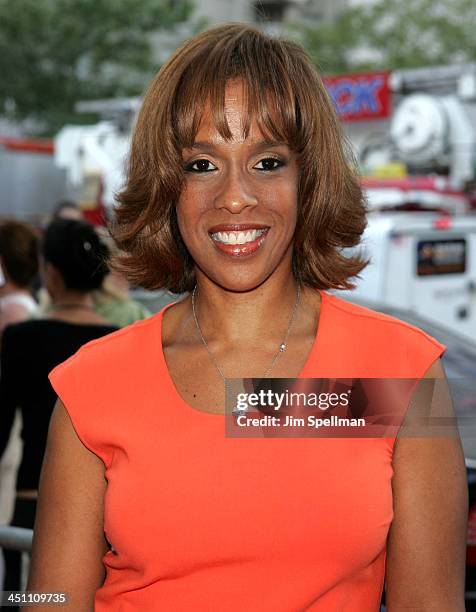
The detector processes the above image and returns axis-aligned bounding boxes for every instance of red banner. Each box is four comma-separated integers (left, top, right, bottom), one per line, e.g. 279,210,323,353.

0,136,54,154
323,71,391,122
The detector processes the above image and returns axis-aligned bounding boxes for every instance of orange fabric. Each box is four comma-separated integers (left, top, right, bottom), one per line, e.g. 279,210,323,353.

48,290,446,611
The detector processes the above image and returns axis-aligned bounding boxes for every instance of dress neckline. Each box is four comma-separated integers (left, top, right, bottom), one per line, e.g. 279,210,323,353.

156,288,330,417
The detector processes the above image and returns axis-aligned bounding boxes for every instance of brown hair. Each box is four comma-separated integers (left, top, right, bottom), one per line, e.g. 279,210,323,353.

110,23,370,293
0,218,39,288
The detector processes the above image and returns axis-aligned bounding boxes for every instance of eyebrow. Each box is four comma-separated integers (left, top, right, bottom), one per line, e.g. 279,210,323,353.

189,139,288,151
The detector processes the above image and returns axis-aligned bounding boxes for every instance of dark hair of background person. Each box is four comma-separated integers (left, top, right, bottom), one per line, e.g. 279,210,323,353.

0,219,39,288
52,200,83,220
42,219,109,291
109,22,370,294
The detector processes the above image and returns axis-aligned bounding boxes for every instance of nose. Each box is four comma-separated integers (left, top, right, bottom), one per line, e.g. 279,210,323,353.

213,166,258,214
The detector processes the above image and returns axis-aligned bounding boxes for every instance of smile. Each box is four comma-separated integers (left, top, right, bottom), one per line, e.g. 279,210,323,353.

211,229,266,244
208,227,269,257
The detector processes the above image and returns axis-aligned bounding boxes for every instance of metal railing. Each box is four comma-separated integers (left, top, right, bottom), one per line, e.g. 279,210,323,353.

0,526,32,553
0,526,33,592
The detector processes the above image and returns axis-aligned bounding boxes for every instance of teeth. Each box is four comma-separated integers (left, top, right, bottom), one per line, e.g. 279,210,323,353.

211,229,266,245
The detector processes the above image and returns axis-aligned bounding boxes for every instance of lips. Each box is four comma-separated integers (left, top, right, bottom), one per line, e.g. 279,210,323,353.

208,223,270,233
208,226,270,258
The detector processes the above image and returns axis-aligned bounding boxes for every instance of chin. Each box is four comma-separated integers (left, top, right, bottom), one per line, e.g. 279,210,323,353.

198,266,277,294
192,241,293,293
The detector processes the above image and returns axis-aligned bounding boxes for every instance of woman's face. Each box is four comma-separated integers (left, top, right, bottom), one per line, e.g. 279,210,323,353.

176,80,299,292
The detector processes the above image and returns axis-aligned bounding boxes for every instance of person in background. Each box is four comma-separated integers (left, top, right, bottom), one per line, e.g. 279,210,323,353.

92,269,152,327
92,227,152,326
33,200,84,312
36,199,84,315
52,200,84,221
0,219,39,535
36,220,152,327
0,219,39,339
0,219,118,597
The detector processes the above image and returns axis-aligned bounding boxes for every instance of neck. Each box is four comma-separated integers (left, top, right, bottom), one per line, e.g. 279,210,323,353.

52,291,94,309
192,270,302,344
0,282,29,299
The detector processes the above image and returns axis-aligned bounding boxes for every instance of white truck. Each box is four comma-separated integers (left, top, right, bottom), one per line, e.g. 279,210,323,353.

338,211,476,342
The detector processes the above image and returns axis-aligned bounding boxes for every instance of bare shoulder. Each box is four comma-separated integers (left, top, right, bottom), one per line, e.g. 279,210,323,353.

385,357,467,610
26,400,108,611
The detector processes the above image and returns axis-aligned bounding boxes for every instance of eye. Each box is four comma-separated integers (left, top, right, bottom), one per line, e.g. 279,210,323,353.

254,157,285,172
184,159,217,173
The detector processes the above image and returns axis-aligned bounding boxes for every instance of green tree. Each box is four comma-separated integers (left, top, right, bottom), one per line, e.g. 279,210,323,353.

290,0,476,75
0,0,193,134
288,8,362,75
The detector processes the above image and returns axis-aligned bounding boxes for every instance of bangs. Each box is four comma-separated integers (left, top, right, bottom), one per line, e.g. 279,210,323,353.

171,29,307,151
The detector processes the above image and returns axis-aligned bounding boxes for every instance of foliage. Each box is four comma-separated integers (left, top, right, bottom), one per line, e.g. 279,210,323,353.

0,0,193,134
290,0,476,75
288,8,362,75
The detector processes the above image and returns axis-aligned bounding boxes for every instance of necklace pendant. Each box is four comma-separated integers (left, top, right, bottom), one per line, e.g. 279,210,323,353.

232,406,248,418
192,284,300,387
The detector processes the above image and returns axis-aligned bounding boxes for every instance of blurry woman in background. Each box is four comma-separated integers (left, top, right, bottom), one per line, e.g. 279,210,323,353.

0,219,118,595
52,200,85,222
36,223,152,328
0,219,39,532
0,219,38,339
91,227,152,327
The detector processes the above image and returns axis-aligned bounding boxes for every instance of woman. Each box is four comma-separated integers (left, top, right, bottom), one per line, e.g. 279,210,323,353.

35,225,152,328
0,219,39,528
26,25,467,611
90,228,152,327
0,219,38,340
0,218,39,592
0,219,118,595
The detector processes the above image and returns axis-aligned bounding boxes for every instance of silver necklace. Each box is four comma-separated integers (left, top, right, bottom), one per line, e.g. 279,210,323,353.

191,284,301,415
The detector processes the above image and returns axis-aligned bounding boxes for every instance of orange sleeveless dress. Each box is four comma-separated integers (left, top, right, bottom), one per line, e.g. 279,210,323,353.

48,290,446,611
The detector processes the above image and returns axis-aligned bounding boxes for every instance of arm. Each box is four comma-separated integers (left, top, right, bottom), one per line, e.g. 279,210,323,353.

0,325,20,459
385,358,468,611
25,399,109,611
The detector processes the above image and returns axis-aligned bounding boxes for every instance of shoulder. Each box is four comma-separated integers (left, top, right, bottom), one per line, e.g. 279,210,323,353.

322,291,446,376
49,311,162,378
1,322,39,366
4,319,115,339
95,297,152,327
46,314,164,460
2,318,42,341
0,301,30,329
325,291,442,345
